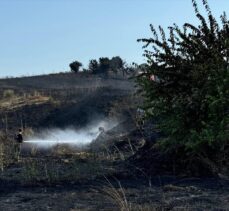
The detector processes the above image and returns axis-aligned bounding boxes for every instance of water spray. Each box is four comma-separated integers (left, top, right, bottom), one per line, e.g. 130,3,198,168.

23,119,117,149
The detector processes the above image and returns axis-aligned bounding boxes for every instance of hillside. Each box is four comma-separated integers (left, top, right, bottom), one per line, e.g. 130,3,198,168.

0,72,134,90
0,72,228,211
0,72,136,131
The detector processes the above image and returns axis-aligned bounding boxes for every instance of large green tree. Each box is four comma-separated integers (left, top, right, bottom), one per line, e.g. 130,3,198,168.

138,0,228,163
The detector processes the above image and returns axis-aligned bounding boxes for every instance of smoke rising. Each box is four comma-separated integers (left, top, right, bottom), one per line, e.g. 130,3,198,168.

24,119,117,149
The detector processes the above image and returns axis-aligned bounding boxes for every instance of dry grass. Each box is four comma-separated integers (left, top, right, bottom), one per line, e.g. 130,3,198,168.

0,132,15,171
102,176,132,211
0,95,50,111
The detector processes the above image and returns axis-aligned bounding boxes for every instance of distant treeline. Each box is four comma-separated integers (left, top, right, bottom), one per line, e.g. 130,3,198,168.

69,56,139,76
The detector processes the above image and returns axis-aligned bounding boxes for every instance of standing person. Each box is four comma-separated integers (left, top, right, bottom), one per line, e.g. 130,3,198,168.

14,129,23,161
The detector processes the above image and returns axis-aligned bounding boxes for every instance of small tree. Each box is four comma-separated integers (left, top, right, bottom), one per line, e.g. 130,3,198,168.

99,57,110,74
69,60,82,73
137,0,229,167
110,56,124,73
88,59,99,74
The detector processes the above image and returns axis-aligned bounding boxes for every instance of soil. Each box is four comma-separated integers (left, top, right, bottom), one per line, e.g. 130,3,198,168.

0,150,228,211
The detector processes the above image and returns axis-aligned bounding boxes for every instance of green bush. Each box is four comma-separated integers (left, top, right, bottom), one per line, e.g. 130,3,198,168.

137,0,228,168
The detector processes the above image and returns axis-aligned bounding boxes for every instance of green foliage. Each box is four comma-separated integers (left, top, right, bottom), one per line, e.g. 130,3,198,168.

69,60,82,73
89,59,99,73
110,56,124,72
88,56,125,75
137,0,229,160
99,57,110,74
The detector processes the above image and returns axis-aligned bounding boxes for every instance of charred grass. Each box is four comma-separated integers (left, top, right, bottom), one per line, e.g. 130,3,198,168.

0,135,228,210
0,74,228,210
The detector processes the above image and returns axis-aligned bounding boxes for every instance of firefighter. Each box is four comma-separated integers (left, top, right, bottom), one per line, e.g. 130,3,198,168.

14,129,23,161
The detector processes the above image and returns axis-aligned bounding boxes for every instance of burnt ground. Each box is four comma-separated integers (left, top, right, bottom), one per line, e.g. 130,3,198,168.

0,149,228,211
0,73,228,210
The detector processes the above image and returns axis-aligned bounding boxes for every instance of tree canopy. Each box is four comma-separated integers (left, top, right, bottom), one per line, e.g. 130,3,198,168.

69,60,82,73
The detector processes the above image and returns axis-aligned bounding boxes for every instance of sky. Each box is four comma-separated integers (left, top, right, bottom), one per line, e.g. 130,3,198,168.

0,0,229,78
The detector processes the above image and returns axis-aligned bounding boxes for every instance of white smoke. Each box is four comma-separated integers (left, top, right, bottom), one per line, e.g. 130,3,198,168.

24,119,117,149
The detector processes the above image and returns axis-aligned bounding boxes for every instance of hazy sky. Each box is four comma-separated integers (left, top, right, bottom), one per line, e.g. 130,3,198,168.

0,0,229,78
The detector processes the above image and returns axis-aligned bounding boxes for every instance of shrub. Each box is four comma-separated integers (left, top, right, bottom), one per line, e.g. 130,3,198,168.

137,0,229,171
3,89,15,98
